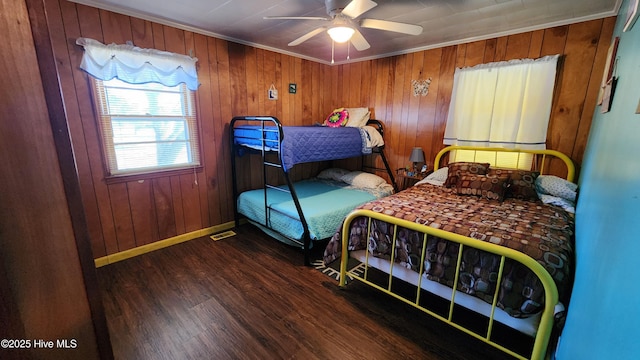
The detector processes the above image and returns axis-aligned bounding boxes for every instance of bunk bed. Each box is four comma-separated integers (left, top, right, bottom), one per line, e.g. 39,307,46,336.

323,145,577,360
230,115,396,265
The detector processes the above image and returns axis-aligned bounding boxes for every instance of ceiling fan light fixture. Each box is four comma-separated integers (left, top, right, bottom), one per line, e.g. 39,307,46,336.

327,26,355,43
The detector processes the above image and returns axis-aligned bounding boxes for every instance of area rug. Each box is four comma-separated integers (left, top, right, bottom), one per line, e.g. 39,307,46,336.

311,257,366,284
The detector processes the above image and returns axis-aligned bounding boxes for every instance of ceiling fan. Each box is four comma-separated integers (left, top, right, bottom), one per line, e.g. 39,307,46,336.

264,0,423,52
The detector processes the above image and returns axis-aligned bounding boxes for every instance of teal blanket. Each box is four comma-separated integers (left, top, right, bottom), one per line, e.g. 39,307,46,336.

237,179,379,243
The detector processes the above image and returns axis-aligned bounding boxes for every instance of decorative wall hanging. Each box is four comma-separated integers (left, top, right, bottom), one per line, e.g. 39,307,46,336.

600,77,617,113
268,84,278,100
411,78,432,97
597,37,619,106
624,0,639,32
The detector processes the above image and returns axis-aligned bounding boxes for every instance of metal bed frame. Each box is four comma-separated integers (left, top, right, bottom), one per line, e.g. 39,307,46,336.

338,145,576,360
230,115,396,265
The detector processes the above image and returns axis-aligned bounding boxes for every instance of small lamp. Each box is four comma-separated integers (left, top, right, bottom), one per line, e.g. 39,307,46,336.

409,147,425,175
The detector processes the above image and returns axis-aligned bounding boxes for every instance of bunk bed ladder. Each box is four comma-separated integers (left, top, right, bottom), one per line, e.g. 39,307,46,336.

261,151,312,266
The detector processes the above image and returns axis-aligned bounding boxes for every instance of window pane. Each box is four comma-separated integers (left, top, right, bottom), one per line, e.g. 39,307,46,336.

104,79,184,116
114,142,191,171
111,118,188,143
111,117,192,170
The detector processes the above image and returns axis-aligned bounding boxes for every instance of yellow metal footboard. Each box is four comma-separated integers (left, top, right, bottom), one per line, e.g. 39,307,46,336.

339,209,559,360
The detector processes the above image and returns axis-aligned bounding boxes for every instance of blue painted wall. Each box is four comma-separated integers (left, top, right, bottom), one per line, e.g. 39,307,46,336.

556,1,640,359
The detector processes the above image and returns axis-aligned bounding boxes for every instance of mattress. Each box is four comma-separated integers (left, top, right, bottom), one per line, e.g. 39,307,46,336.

237,179,383,242
233,125,364,171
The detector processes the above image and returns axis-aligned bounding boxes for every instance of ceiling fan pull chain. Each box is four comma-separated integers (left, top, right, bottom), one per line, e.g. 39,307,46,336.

331,39,335,64
347,41,350,61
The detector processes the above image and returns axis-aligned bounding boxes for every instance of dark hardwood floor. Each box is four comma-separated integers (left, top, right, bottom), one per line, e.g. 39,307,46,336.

97,224,518,360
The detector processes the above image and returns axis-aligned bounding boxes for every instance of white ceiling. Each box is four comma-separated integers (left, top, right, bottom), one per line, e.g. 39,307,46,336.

70,0,621,65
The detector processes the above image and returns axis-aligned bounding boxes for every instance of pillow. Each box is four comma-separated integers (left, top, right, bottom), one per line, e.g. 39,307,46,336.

426,167,449,182
443,162,490,188
324,108,349,127
317,168,350,182
488,168,540,201
539,194,576,213
415,167,448,187
535,175,577,202
344,107,371,127
340,171,386,189
456,174,511,201
362,125,384,147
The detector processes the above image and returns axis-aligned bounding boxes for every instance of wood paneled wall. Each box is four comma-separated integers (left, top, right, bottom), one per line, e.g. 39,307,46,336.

1,0,108,357
44,0,615,258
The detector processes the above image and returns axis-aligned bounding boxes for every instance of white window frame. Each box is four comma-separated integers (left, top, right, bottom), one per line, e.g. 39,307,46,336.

91,78,201,179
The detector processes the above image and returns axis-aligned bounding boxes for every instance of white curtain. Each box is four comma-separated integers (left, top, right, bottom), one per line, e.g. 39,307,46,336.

444,55,559,150
76,37,199,90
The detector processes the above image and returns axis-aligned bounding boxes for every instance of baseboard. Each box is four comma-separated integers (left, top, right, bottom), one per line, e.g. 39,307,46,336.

94,221,237,267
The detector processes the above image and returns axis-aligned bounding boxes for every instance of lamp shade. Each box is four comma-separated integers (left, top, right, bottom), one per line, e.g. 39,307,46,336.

327,26,355,43
409,147,425,163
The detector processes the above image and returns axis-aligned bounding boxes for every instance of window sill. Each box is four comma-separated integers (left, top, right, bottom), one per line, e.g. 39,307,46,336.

104,166,203,185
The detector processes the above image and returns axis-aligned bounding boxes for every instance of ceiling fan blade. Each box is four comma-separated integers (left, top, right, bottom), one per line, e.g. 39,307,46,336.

264,16,329,21
342,0,378,19
288,27,328,46
360,18,423,35
350,29,370,51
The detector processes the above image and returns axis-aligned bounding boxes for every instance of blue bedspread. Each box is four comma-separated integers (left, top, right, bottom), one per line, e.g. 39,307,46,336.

233,125,364,171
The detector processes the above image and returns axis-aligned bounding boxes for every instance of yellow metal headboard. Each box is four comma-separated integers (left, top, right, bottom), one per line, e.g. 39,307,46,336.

433,145,575,183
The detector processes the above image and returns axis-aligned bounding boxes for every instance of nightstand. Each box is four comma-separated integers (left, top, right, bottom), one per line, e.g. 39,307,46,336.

396,170,429,191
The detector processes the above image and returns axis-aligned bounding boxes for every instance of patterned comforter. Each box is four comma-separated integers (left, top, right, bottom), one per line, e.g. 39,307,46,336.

323,183,574,318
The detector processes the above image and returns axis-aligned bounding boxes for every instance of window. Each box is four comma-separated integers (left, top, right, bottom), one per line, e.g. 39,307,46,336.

92,78,201,176
444,55,559,150
449,149,533,170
